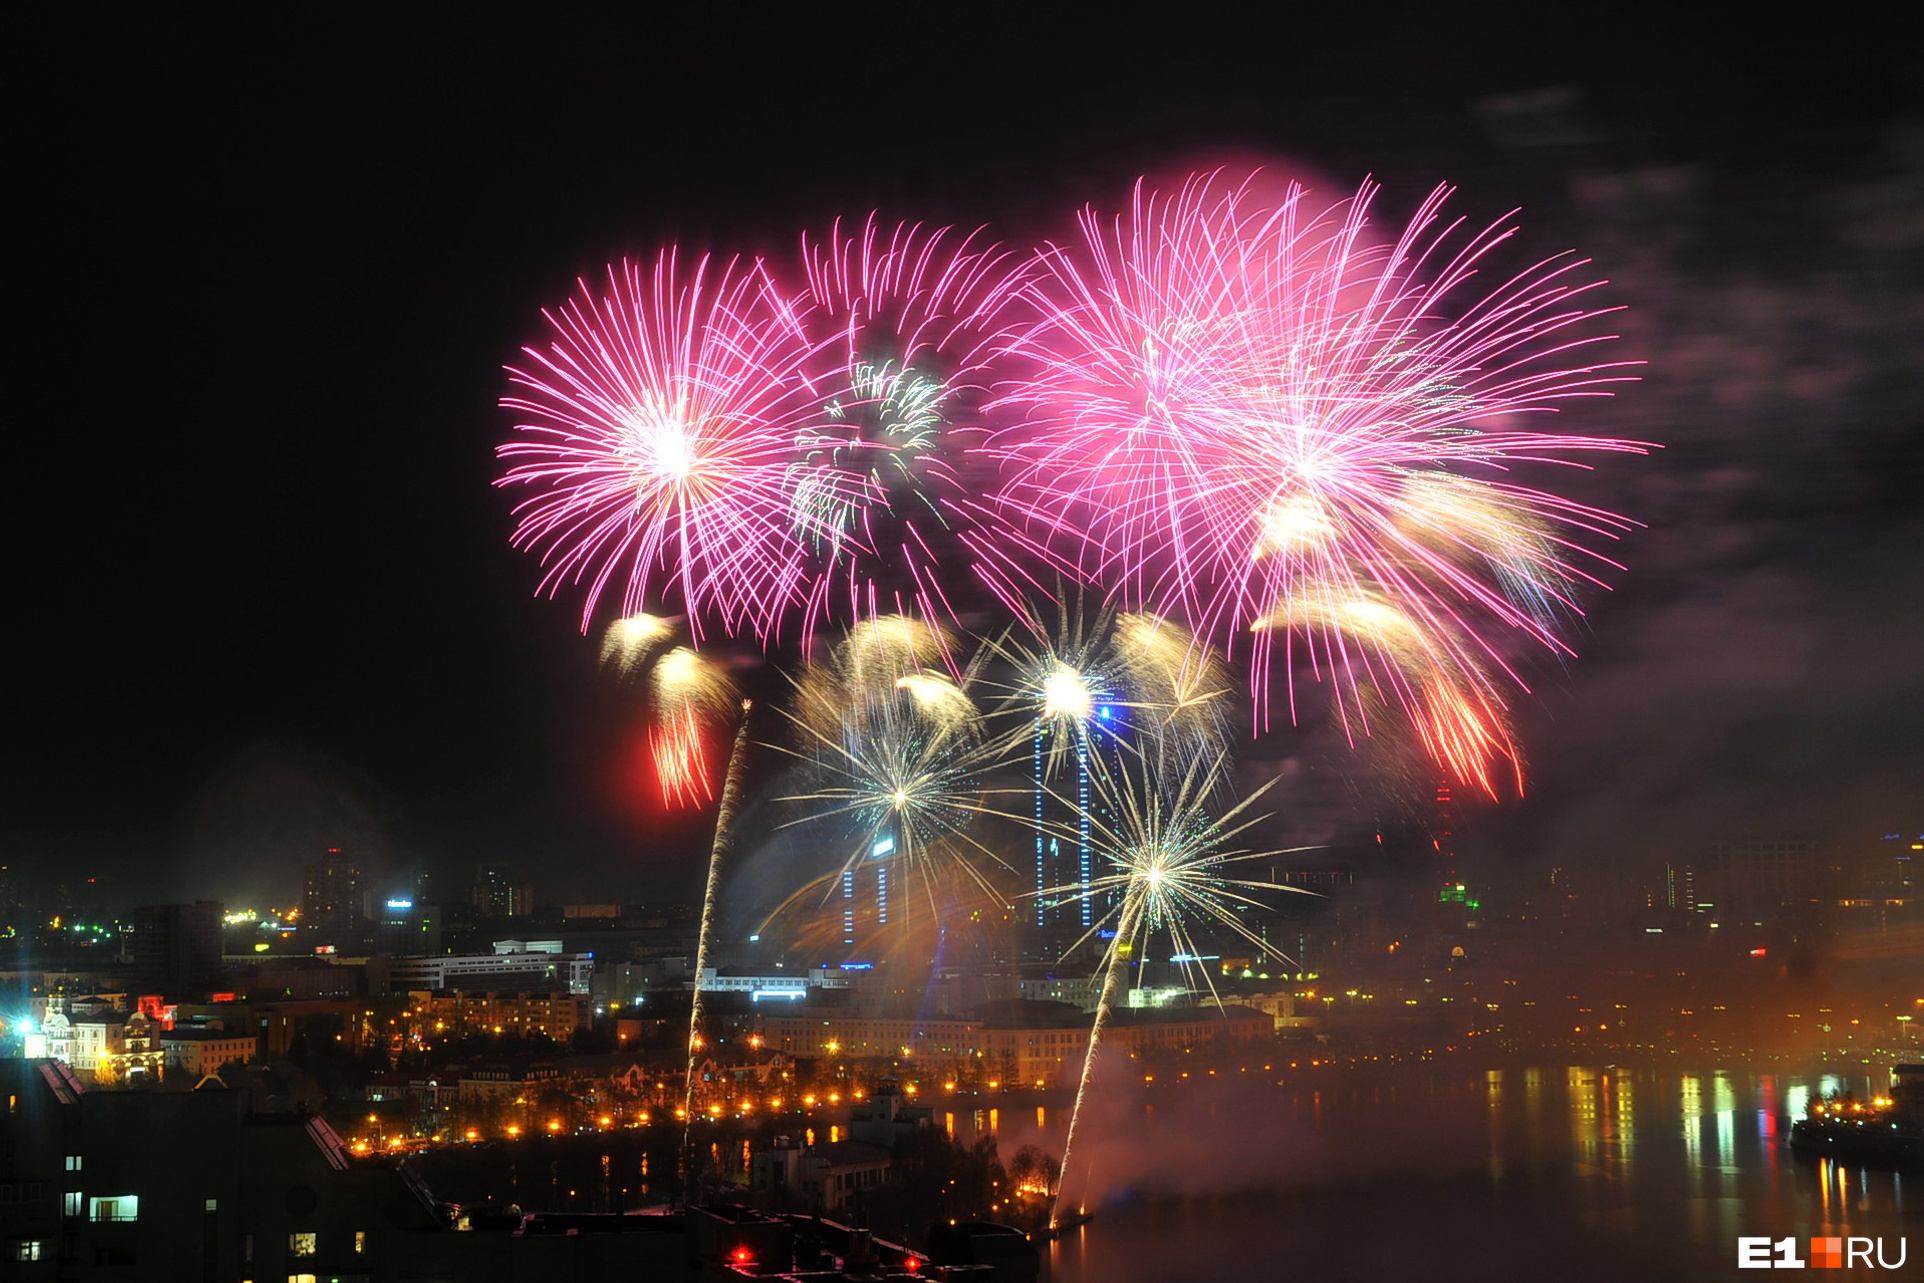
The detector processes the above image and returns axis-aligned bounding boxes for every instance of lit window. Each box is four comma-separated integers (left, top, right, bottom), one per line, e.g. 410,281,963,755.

289,1275,318,1283
288,1232,316,1257
64,1155,82,1171
205,1198,218,1213
12,1242,43,1261
63,1191,83,1216
89,1195,139,1222
354,1230,365,1254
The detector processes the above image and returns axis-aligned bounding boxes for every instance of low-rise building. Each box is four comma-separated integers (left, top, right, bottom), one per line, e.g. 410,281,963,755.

159,1025,258,1078
750,1138,892,1212
405,989,591,1043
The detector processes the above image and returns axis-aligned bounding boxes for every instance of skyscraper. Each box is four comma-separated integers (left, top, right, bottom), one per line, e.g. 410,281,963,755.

302,848,363,942
470,865,531,918
1034,702,1124,939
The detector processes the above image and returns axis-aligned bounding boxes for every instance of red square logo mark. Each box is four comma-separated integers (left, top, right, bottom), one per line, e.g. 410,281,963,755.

1811,1237,1843,1269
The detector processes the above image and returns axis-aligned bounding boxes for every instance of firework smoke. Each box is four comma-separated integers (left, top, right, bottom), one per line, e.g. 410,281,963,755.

1043,733,1313,1221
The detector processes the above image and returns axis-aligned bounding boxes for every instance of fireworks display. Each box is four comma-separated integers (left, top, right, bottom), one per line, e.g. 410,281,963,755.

789,217,1029,635
496,168,1643,1216
498,252,855,644
769,618,1027,933
500,173,1640,797
598,612,674,680
979,171,1645,792
648,646,738,807
1040,732,1311,1221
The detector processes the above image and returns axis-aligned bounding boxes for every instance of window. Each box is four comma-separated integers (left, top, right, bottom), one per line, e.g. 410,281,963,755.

64,1155,82,1171
288,1232,316,1257
63,1191,83,1216
12,1242,43,1262
89,1195,139,1222
354,1230,366,1254
289,1275,318,1283
205,1198,218,1213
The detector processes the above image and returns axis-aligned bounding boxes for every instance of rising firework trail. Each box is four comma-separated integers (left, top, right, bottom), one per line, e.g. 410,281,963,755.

681,698,754,1193
979,170,1648,793
1041,736,1314,1224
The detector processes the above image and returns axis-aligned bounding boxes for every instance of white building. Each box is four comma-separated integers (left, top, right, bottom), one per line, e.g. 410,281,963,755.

695,967,854,1001
368,942,592,995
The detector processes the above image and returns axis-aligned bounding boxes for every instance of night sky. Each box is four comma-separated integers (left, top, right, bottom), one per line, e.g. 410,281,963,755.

10,11,1919,912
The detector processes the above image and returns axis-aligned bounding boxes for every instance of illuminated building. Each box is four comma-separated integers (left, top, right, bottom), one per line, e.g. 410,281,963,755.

470,864,532,918
157,1024,257,1079
839,834,895,956
696,967,856,1002
403,988,591,1042
1033,703,1126,939
373,894,439,958
368,940,592,995
302,847,364,942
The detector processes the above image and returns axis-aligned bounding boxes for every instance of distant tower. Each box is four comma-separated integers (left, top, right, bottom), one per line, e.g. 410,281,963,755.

840,832,894,958
1034,703,1123,938
303,848,364,941
1432,778,1460,898
471,865,531,918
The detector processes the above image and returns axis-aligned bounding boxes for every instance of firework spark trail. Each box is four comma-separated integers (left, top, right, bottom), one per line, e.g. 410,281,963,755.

649,647,737,807
1253,576,1523,794
978,170,1648,792
598,612,674,679
1052,889,1140,1229
681,698,753,1194
498,251,868,646
1038,736,1315,1222
768,620,1031,935
791,217,1031,638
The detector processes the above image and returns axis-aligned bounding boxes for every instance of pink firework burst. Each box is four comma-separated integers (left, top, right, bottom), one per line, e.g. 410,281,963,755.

980,171,1648,792
787,216,1030,644
498,251,863,643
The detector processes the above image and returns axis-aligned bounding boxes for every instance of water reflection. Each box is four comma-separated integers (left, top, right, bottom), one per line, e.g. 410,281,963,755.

1047,1066,1916,1283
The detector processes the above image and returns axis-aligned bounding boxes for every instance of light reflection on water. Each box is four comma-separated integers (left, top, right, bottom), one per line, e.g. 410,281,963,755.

1042,1066,1916,1283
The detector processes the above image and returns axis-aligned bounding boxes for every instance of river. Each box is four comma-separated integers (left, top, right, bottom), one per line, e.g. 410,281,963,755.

954,1063,1919,1282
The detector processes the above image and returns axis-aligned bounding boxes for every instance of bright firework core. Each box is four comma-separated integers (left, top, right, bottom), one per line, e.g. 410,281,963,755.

1041,664,1094,723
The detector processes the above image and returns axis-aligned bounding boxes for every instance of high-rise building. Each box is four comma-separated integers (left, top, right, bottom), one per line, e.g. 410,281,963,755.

302,848,364,941
126,901,224,990
470,865,531,918
1033,704,1126,938
840,833,895,955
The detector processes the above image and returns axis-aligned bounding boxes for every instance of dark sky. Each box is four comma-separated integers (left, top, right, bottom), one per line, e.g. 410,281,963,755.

9,11,1920,912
